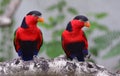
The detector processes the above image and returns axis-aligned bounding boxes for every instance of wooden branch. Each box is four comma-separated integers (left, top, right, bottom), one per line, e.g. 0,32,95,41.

0,55,119,76
0,0,22,27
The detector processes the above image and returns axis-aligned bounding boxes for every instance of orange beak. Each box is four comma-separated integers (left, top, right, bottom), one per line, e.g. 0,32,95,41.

37,17,44,23
84,21,90,28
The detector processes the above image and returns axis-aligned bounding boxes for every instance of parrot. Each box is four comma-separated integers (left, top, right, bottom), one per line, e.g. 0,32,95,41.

14,10,44,61
61,15,90,61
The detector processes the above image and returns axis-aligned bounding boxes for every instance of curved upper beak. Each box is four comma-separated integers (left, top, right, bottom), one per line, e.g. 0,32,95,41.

37,17,44,23
84,21,90,28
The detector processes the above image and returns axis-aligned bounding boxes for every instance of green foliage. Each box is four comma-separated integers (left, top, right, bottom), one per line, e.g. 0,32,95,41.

0,0,10,14
48,14,65,25
46,0,78,15
57,0,66,12
89,31,120,58
0,10,4,14
0,25,14,61
0,57,6,62
88,12,108,19
38,14,65,29
39,0,120,66
38,0,78,58
86,12,120,60
89,47,98,57
86,12,120,69
85,21,108,37
46,0,66,12
0,0,10,6
0,0,13,62
94,31,120,50
103,42,120,59
94,13,108,19
67,7,78,15
46,41,64,58
52,29,64,38
38,22,53,29
85,12,109,37
46,5,57,11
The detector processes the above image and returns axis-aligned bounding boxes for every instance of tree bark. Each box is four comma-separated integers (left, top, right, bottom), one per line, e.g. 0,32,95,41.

0,0,22,27
0,55,119,76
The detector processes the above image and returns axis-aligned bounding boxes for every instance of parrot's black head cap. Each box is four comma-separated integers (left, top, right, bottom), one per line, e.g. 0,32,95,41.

26,10,42,16
74,15,88,22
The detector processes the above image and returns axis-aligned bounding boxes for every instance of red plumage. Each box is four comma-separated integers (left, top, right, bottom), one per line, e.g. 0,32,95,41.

62,16,90,61
13,11,43,61
14,26,43,52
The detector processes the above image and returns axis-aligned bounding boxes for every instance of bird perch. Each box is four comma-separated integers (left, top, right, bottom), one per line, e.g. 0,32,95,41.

0,55,119,76
0,0,21,27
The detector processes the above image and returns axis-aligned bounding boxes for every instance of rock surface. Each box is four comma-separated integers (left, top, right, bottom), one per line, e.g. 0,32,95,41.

0,55,119,76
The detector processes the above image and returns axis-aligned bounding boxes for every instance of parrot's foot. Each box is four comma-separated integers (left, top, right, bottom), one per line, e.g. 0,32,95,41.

14,56,23,64
85,54,91,60
72,57,79,62
33,55,38,62
18,56,22,60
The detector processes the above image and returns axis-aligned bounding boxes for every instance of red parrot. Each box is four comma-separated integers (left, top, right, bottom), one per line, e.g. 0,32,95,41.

62,15,90,61
14,11,44,61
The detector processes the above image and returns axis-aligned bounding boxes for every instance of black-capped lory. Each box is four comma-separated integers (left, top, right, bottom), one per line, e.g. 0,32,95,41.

62,15,90,61
14,11,44,61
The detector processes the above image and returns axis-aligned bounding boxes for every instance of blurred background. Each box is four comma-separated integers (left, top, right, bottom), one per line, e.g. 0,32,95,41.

0,0,120,72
